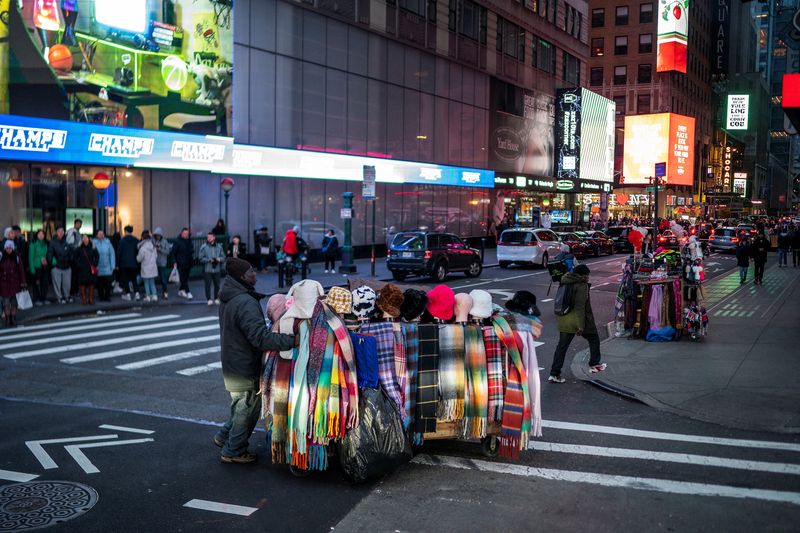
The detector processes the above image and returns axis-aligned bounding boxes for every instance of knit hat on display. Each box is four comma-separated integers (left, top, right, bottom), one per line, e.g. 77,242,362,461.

266,294,288,323
468,289,493,319
454,293,473,323
226,257,251,282
279,279,325,359
399,289,428,321
351,285,377,319
325,286,353,316
426,284,456,321
3,239,15,250
376,283,404,318
505,290,541,318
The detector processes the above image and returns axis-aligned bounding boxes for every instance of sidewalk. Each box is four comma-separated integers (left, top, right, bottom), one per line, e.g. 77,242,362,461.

16,249,499,324
571,259,800,434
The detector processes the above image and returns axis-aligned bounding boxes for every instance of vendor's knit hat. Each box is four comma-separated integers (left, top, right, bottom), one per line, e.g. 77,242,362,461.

426,284,456,321
226,257,251,283
454,293,473,323
399,289,428,321
266,294,288,323
351,285,377,319
3,239,14,250
376,283,404,318
505,290,541,318
325,286,353,315
468,289,493,319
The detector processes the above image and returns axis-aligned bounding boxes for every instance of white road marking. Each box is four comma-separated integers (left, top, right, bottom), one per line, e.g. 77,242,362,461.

177,361,223,376
26,435,119,469
97,425,155,435
0,313,141,335
6,325,219,360
412,454,800,506
0,315,201,349
533,341,545,348
542,420,800,453
532,442,800,475
541,298,554,302
0,314,180,342
61,335,220,365
64,438,154,474
0,469,39,482
116,346,220,370
183,499,259,516
590,282,611,289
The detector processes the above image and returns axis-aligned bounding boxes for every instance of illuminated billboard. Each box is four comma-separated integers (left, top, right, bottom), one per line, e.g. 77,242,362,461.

656,0,689,73
726,95,749,130
555,88,615,183
621,113,696,186
4,1,233,134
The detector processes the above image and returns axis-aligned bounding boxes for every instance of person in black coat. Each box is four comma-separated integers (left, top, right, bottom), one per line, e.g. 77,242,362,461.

172,227,195,299
75,235,99,305
321,229,339,273
735,238,751,284
751,234,770,286
226,235,247,260
116,225,140,300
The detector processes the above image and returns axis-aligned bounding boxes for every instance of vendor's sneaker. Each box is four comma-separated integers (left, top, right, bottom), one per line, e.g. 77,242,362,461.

220,452,257,464
212,436,224,448
548,375,566,384
590,363,608,373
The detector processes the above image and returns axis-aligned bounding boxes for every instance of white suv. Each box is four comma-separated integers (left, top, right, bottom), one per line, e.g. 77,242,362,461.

497,228,563,268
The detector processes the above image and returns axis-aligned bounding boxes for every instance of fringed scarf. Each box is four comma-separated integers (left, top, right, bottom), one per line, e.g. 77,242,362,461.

288,320,311,468
463,324,488,438
415,323,440,442
482,325,505,422
506,314,544,438
392,325,407,407
492,316,531,460
305,303,329,426
325,308,359,428
401,322,419,431
264,353,292,465
312,331,335,444
362,322,404,419
328,343,343,439
437,324,466,421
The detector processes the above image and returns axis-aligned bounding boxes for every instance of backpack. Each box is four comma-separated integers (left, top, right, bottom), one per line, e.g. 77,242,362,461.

553,282,575,316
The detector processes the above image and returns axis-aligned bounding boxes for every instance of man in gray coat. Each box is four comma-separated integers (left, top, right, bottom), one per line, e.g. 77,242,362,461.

214,258,295,463
199,232,225,305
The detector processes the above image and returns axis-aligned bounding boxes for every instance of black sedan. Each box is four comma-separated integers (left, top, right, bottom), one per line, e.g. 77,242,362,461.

656,229,680,250
556,232,594,259
575,231,615,256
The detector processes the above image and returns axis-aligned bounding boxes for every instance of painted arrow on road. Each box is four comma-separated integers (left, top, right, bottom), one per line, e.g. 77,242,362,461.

486,289,516,300
65,438,154,474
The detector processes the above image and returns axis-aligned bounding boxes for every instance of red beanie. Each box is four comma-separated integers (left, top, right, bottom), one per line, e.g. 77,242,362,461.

426,284,456,321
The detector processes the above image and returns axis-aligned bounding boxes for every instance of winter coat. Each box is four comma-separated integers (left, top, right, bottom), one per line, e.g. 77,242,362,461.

173,236,194,269
93,238,116,277
153,237,173,268
75,243,99,285
117,235,140,269
255,232,272,255
136,240,159,279
555,272,597,335
226,242,247,259
198,242,225,273
321,235,339,256
0,252,26,298
751,236,770,264
218,276,295,391
735,244,751,268
47,237,72,270
28,239,48,274
282,229,298,255
777,232,791,250
65,227,81,249
792,230,800,249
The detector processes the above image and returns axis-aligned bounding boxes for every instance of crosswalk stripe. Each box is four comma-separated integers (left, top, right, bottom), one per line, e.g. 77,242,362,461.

0,314,181,341
5,325,219,360
0,313,141,335
60,335,220,364
0,315,192,349
542,420,800,453
532,442,800,475
412,454,800,506
116,346,220,371
176,361,222,376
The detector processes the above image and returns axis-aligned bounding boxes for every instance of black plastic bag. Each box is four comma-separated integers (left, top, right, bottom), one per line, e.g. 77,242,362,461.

338,388,412,483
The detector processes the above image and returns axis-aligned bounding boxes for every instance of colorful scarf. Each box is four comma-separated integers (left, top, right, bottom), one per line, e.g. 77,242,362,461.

505,313,544,437
401,322,419,431
437,324,466,421
482,325,504,422
351,333,379,389
305,303,329,427
328,343,343,439
288,320,311,468
312,331,335,444
492,316,531,459
325,308,359,428
463,324,488,438
264,354,292,464
362,322,404,419
393,325,407,404
415,323,440,440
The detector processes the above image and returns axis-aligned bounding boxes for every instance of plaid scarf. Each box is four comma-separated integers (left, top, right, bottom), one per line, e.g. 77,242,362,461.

482,325,504,422
437,324,465,421
463,324,488,438
393,325,407,405
328,343,343,439
362,322,404,420
263,353,292,464
325,309,359,428
505,313,544,438
415,323,440,441
492,316,531,460
288,320,311,468
306,303,329,426
401,322,419,431
312,331,335,444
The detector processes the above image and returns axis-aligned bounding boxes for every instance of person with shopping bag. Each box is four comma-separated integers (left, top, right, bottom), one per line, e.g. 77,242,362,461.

1,240,27,327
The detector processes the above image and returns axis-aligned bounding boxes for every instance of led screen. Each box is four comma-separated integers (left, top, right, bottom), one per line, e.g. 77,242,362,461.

657,0,689,73
622,113,695,186
94,0,148,34
551,210,573,224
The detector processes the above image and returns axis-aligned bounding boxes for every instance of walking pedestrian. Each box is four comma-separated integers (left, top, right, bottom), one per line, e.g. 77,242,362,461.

777,227,791,267
65,219,82,297
751,233,770,285
173,228,194,299
93,230,115,302
117,225,141,301
548,264,606,383
792,225,800,268
254,226,272,272
735,237,751,285
1,240,26,327
321,229,339,273
199,232,225,305
226,234,247,260
282,226,299,259
47,226,72,304
136,230,159,302
213,257,295,464
75,234,98,305
153,228,173,300
28,230,49,305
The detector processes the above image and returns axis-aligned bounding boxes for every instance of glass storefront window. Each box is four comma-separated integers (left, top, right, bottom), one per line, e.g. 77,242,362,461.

1,164,30,236
31,165,70,240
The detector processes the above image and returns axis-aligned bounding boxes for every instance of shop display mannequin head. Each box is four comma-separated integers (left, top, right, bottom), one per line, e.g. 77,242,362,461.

351,285,377,321
468,289,493,321
376,283,404,320
426,284,456,322
400,289,428,322
454,293,473,323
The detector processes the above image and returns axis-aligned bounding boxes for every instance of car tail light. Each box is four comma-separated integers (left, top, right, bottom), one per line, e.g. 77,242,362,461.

497,241,505,246
424,250,432,260
732,237,739,243
690,228,696,234
658,236,666,242
387,249,391,258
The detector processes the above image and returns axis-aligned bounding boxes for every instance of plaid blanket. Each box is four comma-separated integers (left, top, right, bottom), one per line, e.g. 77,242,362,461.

415,323,440,439
362,322,404,420
463,324,488,438
437,324,465,421
493,316,531,460
482,325,504,422
401,322,419,431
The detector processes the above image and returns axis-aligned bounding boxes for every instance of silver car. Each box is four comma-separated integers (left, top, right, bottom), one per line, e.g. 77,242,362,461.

497,228,563,268
708,227,740,253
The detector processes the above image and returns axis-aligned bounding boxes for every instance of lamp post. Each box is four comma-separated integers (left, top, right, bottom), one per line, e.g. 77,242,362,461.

92,172,111,234
220,177,235,232
340,192,357,274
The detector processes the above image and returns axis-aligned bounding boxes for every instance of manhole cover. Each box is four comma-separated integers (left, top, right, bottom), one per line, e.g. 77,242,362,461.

0,481,98,531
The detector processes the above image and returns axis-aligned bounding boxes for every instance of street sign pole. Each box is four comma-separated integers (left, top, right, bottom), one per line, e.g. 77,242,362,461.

340,192,356,274
653,162,666,237
362,165,377,277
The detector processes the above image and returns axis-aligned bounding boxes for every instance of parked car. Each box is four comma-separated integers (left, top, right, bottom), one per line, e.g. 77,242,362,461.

606,226,635,253
708,227,740,253
736,223,758,238
556,232,594,259
656,229,680,249
575,230,615,256
387,232,482,282
497,228,562,268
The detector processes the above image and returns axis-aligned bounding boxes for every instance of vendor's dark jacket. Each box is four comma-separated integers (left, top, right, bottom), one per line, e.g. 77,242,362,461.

555,272,596,335
218,276,295,392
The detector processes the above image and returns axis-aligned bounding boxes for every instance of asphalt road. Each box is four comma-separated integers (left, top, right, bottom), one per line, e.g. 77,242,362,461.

2,251,798,532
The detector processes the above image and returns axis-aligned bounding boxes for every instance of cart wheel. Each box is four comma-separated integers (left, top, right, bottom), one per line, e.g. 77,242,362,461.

480,436,499,458
289,465,311,478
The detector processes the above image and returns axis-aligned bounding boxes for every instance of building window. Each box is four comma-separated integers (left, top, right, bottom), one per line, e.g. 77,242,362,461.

591,8,604,27
637,63,652,83
613,65,627,85
563,52,580,85
497,17,526,61
590,67,603,86
614,95,626,115
615,5,629,25
637,94,651,113
638,33,652,53
451,0,486,43
399,0,429,17
639,2,653,23
591,37,604,57
563,4,582,39
573,11,582,39
532,38,556,74
615,35,628,55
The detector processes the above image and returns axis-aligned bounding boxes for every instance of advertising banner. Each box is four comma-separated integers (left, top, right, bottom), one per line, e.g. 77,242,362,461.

490,89,555,177
726,95,749,130
733,172,747,197
555,87,615,183
555,88,581,181
657,0,689,73
622,113,695,186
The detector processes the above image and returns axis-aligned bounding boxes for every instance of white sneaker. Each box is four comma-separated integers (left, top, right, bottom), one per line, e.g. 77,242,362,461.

163,292,168,300
134,292,141,301
186,292,194,300
152,295,158,302
330,269,335,274
178,290,186,298
208,299,214,306
214,299,220,305
324,270,329,274
121,294,131,301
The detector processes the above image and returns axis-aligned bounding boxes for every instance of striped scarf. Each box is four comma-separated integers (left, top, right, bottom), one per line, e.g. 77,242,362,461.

288,321,311,468
306,303,329,427
492,316,531,460
362,322,404,419
463,324,488,438
506,313,544,438
325,308,359,428
437,324,465,421
263,352,292,464
328,343,343,439
393,325,407,406
312,331,335,444
415,323,440,440
482,325,504,422
401,322,419,431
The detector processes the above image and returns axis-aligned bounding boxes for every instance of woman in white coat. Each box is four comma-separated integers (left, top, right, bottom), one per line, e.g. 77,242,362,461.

136,230,159,302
